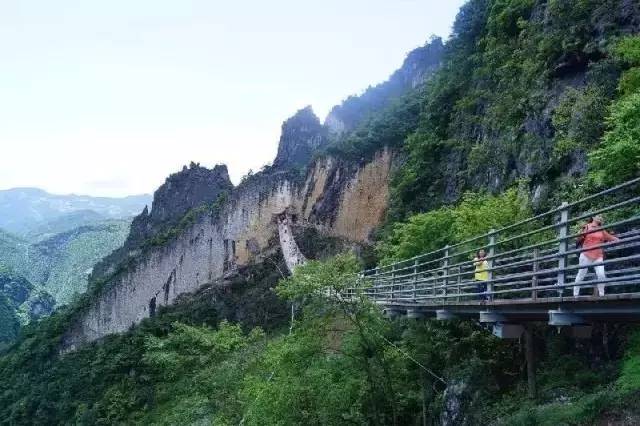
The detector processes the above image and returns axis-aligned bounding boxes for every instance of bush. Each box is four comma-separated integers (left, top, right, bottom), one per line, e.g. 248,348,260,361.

589,91,640,185
378,188,531,264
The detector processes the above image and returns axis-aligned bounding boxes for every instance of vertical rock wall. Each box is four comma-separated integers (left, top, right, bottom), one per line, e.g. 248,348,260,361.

62,149,393,350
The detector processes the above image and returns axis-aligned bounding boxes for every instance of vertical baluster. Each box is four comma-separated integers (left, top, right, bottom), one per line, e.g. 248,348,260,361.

373,267,379,301
391,264,396,301
557,202,569,297
456,266,462,302
431,272,437,301
413,259,418,303
532,248,539,300
487,229,496,302
443,245,450,304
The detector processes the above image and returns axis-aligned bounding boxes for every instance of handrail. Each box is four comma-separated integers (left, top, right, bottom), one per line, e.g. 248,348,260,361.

352,178,640,306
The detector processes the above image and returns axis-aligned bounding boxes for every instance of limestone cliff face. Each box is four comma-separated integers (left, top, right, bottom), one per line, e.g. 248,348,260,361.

61,34,438,349
62,149,393,349
91,163,233,280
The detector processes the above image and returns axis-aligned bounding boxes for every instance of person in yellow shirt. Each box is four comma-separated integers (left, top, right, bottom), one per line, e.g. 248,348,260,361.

474,249,489,300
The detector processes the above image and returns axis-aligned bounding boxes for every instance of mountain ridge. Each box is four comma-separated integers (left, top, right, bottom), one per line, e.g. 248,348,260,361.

0,187,151,236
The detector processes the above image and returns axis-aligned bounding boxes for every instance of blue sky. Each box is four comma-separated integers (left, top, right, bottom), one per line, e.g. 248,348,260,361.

0,0,466,196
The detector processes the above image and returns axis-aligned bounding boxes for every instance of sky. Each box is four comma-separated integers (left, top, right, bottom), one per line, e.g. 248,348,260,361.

0,0,466,197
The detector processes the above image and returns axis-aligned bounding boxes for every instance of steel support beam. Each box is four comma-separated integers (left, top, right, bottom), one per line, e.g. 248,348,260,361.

549,310,586,326
436,310,456,320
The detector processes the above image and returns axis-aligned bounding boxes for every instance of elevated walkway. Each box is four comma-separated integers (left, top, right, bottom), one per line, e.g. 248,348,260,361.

348,177,640,338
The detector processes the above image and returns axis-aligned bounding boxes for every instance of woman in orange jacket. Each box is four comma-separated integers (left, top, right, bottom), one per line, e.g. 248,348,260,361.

574,215,619,296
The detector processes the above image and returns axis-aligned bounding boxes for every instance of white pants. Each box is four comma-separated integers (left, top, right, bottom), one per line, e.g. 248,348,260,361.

574,253,606,296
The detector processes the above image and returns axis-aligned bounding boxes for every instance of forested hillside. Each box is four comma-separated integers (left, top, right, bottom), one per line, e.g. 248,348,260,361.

0,220,131,346
1,1,639,424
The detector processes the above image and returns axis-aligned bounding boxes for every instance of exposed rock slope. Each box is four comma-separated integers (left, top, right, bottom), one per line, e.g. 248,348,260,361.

63,147,393,349
62,37,441,349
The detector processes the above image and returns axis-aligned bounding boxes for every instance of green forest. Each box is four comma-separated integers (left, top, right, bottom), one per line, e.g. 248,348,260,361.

1,0,640,424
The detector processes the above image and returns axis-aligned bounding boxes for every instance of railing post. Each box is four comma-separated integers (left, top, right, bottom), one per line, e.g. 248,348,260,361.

532,248,539,301
487,229,496,301
431,272,438,300
391,264,396,301
372,268,377,301
557,202,569,297
412,259,418,303
456,266,462,302
443,245,450,303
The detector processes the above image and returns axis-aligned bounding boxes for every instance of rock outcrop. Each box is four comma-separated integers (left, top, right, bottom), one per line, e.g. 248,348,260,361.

272,106,327,169
128,162,233,245
92,163,233,279
325,37,443,137
61,35,443,350
276,212,307,273
62,149,394,350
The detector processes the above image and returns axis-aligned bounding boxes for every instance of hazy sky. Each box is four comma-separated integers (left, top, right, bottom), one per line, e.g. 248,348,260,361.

0,0,465,197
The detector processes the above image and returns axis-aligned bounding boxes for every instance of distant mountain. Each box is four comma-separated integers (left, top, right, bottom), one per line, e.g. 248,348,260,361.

33,219,131,304
0,230,37,283
0,218,130,346
25,209,107,242
0,219,131,305
0,187,148,328
0,187,151,236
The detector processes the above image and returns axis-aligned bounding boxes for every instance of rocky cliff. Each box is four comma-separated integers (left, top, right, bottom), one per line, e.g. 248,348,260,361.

61,35,441,349
273,106,327,169
62,146,394,349
91,163,233,280
325,36,443,137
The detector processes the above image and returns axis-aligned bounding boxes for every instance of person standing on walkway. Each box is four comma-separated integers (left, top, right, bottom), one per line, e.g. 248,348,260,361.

574,215,619,297
474,249,489,301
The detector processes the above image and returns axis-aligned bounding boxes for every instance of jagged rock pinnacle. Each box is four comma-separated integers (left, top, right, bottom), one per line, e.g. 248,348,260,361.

272,106,327,169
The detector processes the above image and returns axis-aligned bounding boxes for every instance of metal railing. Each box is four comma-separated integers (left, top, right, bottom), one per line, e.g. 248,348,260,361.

349,178,640,305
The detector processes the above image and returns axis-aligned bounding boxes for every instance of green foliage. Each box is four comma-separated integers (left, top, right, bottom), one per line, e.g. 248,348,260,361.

0,219,131,310
615,35,640,65
247,252,420,425
43,221,131,304
138,321,265,425
551,86,609,160
277,253,360,300
324,89,424,161
378,188,531,263
377,208,455,263
618,330,640,394
498,389,614,426
453,188,531,241
589,91,640,185
587,36,640,186
0,293,20,346
390,0,626,219
241,330,368,425
619,67,640,96
0,255,289,425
